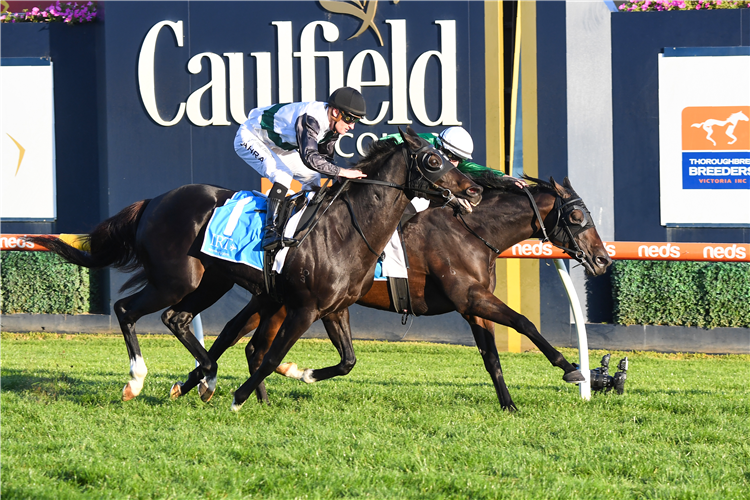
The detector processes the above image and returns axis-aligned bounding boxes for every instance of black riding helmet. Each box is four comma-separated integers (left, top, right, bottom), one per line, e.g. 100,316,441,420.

327,87,366,117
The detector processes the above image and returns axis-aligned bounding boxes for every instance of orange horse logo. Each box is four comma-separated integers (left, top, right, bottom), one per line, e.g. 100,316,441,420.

682,106,750,151
691,111,749,146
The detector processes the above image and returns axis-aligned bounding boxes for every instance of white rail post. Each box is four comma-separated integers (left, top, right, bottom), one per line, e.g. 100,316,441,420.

553,259,591,400
193,313,205,368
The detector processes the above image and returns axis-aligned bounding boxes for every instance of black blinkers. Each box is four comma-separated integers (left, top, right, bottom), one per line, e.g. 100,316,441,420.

414,146,456,184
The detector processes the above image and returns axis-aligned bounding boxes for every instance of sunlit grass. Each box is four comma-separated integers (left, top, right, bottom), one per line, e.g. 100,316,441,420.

2,333,749,499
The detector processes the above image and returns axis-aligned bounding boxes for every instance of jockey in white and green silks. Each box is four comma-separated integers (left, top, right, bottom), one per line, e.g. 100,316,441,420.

235,86,369,250
378,127,523,278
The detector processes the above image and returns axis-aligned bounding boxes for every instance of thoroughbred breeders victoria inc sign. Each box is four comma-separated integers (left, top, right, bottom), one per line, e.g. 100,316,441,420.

658,47,750,227
137,1,465,160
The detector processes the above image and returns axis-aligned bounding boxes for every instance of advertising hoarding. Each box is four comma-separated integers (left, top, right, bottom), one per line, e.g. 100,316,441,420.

658,47,750,226
1,58,56,220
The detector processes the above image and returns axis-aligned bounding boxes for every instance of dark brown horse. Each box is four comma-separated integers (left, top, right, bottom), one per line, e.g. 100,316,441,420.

184,173,611,411
27,128,482,405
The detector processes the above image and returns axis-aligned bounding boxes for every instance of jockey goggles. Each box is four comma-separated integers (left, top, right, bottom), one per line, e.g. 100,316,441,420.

340,111,361,124
440,148,463,163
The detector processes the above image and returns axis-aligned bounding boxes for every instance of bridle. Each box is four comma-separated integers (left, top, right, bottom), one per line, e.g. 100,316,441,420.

524,187,594,262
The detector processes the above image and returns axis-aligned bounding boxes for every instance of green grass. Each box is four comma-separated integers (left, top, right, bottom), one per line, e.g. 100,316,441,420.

2,333,749,499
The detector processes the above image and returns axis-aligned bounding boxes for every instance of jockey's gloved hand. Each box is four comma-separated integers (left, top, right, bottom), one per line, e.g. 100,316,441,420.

337,168,367,180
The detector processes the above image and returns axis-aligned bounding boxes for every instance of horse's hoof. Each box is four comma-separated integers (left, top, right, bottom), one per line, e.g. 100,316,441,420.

230,396,245,412
563,370,586,384
170,382,183,400
122,383,137,401
199,385,215,403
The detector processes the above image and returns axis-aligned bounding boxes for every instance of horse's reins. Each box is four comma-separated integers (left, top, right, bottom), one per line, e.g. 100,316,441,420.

454,209,500,254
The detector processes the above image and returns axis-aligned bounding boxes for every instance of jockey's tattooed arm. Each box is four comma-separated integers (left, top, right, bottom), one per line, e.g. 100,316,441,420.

295,114,340,177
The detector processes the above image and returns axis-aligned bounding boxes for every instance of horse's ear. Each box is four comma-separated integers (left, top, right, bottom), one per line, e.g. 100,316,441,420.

563,177,573,189
400,126,421,150
549,176,565,195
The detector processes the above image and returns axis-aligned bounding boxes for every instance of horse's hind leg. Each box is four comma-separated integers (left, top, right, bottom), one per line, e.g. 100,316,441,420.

275,308,356,384
114,285,185,401
464,316,516,411
162,272,234,399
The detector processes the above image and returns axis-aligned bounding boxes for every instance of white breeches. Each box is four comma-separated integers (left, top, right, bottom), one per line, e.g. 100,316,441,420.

235,126,321,192
380,197,431,279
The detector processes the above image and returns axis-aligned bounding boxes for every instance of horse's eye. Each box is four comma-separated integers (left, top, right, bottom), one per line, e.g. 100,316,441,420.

424,153,443,172
569,209,585,225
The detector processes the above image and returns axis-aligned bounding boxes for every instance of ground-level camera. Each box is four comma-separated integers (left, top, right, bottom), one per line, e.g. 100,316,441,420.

589,353,628,394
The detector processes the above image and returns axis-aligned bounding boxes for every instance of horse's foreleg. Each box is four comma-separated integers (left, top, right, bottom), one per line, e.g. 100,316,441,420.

231,308,316,411
464,316,516,411
277,308,357,384
462,284,584,383
237,302,286,404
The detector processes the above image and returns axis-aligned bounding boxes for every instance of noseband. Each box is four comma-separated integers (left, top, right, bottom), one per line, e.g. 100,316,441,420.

524,188,594,262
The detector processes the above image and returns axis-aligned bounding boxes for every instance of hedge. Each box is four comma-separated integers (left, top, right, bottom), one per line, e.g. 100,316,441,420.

0,251,103,314
611,260,750,328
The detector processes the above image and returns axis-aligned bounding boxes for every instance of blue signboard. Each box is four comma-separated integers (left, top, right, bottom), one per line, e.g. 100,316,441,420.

97,1,486,212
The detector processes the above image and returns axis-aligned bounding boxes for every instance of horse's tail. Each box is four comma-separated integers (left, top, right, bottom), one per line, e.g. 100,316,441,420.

691,122,703,128
25,199,151,272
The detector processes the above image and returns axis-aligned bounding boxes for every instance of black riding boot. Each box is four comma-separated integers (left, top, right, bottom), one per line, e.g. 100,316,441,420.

262,182,287,251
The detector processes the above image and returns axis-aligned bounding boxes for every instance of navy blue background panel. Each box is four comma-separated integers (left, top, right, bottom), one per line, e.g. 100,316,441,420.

1,23,101,235
536,1,574,344
611,9,750,244
2,1,487,334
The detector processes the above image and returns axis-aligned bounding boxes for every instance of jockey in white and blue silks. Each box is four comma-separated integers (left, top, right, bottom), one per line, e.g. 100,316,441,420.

235,87,368,250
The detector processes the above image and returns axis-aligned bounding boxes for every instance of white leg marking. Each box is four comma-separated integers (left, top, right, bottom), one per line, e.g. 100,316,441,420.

230,396,245,412
275,362,305,380
301,369,317,384
128,355,148,395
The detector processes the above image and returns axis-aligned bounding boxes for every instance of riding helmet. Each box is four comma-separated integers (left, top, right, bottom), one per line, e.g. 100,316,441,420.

438,126,474,160
327,87,367,117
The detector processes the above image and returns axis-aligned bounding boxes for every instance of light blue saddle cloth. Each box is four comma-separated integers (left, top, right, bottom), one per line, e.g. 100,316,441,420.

373,260,386,281
201,191,267,270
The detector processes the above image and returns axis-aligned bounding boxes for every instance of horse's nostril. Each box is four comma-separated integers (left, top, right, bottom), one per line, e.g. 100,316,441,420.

467,187,482,196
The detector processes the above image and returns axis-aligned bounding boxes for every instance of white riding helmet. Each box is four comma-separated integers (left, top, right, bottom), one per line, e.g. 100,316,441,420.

438,126,474,160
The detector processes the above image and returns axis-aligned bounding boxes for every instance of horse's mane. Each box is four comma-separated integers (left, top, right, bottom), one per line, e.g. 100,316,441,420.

354,137,400,175
457,166,557,195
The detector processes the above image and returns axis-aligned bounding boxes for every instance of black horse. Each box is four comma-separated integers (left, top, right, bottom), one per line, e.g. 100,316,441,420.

27,128,482,404
185,173,611,411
